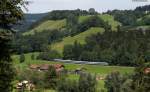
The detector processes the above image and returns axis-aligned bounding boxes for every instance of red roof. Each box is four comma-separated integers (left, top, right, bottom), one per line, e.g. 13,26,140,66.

30,64,40,69
53,64,64,69
29,64,64,70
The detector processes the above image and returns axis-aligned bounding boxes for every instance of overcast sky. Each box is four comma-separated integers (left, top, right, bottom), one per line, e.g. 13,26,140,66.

25,0,150,13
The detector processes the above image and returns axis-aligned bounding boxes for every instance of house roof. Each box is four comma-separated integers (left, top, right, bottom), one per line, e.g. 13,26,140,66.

29,64,40,69
39,64,50,70
53,64,64,69
29,64,64,70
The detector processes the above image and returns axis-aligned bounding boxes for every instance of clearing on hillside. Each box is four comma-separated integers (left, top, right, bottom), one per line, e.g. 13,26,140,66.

51,27,104,54
23,19,66,35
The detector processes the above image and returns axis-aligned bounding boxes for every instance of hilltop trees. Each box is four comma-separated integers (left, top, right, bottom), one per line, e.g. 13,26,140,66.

0,0,27,91
89,8,97,15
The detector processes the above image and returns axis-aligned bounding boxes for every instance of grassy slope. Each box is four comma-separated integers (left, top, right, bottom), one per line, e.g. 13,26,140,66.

51,14,120,54
79,14,121,31
51,27,104,54
23,19,66,35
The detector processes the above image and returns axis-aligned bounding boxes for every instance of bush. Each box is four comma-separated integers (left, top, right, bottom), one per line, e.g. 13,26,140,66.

57,73,97,92
37,50,61,61
44,66,58,89
17,69,45,88
31,54,35,60
105,71,127,92
79,73,97,92
57,79,78,92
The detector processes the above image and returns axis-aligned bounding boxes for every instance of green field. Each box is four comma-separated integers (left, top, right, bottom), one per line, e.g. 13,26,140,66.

12,53,134,92
51,27,104,54
23,19,66,35
13,53,133,75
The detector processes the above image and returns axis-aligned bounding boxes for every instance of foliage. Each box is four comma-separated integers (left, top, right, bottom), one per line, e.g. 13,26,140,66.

106,9,148,26
0,29,15,92
104,56,150,92
57,79,79,92
0,0,27,91
105,71,127,92
37,50,61,61
78,15,111,33
63,29,150,66
13,29,65,53
130,56,150,92
24,19,66,35
27,9,91,30
89,8,97,15
51,27,104,54
78,73,97,92
63,41,83,60
17,69,45,88
0,0,27,29
44,66,58,89
57,73,97,92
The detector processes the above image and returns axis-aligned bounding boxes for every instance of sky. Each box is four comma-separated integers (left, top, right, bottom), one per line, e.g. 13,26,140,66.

25,0,150,13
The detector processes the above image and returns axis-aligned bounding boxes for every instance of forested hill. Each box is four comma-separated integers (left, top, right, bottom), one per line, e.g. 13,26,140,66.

13,5,150,66
13,13,48,31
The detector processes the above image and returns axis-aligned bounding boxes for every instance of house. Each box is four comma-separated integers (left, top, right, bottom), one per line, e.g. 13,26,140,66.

39,64,50,71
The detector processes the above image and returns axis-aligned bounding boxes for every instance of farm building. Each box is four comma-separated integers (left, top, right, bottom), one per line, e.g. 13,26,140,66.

144,68,150,74
29,64,64,72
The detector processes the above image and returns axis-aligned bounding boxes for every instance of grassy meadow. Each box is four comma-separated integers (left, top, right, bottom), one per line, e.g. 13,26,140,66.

12,53,134,92
51,27,104,54
23,19,66,35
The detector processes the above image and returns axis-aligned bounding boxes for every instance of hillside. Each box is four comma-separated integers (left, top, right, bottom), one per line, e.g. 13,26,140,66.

51,27,104,54
23,14,120,35
13,13,48,31
19,14,120,54
79,14,120,31
50,14,120,54
23,19,66,35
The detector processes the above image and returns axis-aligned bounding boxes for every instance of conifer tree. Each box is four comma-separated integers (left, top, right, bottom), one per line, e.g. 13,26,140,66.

0,0,27,91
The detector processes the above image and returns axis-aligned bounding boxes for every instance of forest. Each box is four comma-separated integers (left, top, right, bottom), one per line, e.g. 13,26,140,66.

1,1,150,92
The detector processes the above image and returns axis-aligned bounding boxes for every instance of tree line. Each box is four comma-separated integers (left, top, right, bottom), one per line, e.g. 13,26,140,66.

63,29,150,66
106,5,150,26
